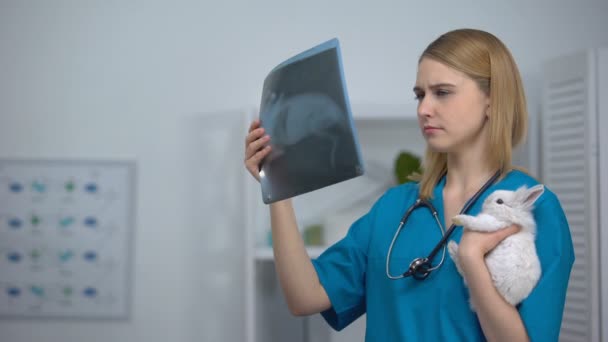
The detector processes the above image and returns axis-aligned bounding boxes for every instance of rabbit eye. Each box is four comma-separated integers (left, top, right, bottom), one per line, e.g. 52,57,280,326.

496,199,504,204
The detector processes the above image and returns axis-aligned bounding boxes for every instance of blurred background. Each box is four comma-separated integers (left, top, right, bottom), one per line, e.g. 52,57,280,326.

0,0,607,341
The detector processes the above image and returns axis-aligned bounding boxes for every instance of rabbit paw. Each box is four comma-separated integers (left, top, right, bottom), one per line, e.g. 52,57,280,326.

452,214,467,226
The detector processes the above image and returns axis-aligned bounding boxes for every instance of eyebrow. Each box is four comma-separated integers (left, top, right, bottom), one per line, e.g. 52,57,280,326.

413,83,457,92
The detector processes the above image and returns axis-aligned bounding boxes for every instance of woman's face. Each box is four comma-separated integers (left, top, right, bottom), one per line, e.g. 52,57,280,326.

414,58,490,154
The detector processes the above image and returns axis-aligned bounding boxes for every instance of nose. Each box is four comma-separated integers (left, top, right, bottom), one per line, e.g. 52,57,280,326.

417,96,433,119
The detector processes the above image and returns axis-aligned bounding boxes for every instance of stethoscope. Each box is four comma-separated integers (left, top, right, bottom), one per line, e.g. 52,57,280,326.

386,170,501,280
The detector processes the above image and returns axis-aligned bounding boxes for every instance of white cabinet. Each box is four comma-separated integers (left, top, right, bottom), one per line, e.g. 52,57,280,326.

244,104,424,342
540,48,608,342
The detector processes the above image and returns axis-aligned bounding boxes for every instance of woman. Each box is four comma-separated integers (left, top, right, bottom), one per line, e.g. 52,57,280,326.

244,29,574,341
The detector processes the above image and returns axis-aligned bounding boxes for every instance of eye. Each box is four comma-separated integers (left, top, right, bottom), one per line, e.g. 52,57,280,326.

496,198,504,204
414,92,424,101
435,89,450,97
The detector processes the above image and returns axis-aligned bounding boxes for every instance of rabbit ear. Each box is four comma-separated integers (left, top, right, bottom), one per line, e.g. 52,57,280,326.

522,184,545,209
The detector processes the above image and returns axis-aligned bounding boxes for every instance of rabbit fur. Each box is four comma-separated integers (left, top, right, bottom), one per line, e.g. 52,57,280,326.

447,184,544,311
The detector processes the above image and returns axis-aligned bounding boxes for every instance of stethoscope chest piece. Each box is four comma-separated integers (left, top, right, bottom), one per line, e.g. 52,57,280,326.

406,257,431,280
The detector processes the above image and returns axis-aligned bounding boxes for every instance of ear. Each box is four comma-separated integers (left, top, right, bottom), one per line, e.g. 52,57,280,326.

485,99,491,118
522,184,545,209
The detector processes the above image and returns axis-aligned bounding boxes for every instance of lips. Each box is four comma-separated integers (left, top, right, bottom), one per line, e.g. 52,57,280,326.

423,125,441,134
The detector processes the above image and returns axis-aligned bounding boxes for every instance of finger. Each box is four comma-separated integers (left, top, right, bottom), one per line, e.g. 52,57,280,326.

249,145,271,166
245,126,265,147
248,119,260,133
504,224,521,235
246,163,260,181
245,135,270,159
246,146,272,176
493,224,521,242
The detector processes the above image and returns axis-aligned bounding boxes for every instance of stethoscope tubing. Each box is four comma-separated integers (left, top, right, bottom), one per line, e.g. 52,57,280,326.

386,170,501,280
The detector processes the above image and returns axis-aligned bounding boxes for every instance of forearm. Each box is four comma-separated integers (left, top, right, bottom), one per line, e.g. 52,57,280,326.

270,199,330,315
462,257,529,342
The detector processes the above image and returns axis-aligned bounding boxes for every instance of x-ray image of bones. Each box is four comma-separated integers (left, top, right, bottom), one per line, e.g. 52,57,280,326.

261,92,346,169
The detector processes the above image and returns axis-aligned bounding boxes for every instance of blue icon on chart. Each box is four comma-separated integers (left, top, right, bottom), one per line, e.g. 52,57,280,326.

83,250,97,262
30,285,44,298
83,287,97,298
9,182,23,193
84,216,98,227
6,287,21,297
58,250,74,263
8,218,23,229
7,251,22,263
31,181,46,193
59,216,75,228
85,182,98,194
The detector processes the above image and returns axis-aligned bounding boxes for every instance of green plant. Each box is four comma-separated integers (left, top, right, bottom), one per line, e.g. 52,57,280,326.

394,151,422,184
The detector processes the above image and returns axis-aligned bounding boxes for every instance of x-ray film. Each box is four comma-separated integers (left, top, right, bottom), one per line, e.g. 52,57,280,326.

258,38,365,204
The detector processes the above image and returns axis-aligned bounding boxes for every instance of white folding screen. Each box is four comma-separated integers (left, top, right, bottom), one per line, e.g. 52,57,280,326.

541,50,602,342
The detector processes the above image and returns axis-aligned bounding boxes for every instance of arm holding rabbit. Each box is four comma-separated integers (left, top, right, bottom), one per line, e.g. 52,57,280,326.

458,225,530,342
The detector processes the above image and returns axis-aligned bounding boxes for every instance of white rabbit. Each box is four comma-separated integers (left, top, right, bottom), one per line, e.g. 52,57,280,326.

447,184,544,311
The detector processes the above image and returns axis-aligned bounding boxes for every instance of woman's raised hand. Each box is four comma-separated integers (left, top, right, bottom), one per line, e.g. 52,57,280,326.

244,119,272,182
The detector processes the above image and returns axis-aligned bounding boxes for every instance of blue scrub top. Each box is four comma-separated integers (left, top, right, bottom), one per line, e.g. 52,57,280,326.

312,170,575,341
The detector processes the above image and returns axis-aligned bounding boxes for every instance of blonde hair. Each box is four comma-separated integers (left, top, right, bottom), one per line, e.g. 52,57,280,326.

413,29,529,199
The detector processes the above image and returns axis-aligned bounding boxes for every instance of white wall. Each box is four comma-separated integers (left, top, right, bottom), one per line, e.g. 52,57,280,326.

0,1,607,341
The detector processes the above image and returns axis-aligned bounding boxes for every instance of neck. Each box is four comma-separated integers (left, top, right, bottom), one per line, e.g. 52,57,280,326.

444,152,496,198
443,121,498,197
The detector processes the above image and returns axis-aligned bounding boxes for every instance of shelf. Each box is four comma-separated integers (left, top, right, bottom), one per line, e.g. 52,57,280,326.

254,246,329,261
